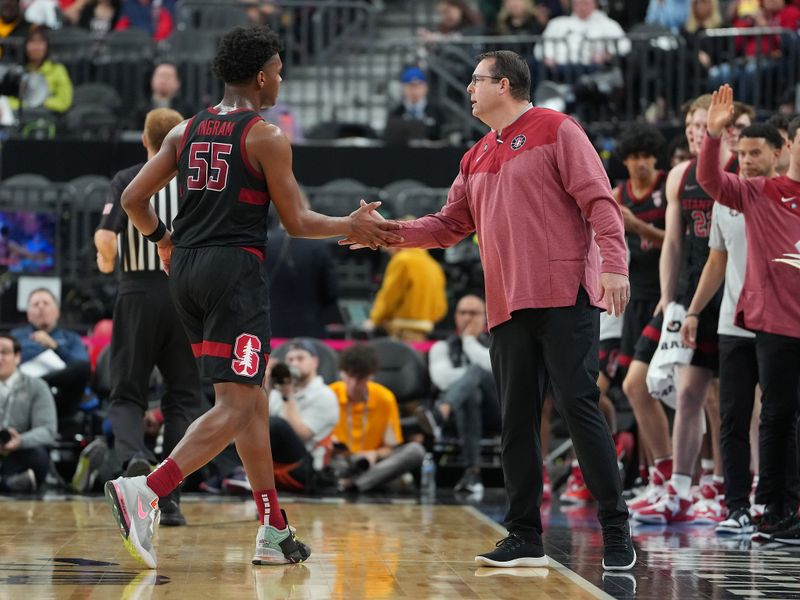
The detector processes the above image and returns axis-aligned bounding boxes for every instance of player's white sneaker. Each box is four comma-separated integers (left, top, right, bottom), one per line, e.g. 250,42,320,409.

104,475,160,568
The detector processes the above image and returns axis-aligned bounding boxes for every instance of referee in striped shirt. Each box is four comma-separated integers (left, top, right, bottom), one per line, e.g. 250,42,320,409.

94,108,202,526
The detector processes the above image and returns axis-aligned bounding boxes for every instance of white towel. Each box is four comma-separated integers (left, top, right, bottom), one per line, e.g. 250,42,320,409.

646,302,693,409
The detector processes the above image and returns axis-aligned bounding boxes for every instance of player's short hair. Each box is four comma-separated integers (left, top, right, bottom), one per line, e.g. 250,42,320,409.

766,113,790,133
0,331,21,355
616,123,665,161
667,134,689,159
338,344,379,379
740,123,784,150
212,25,283,85
787,116,800,141
144,108,183,151
732,101,755,123
689,94,712,114
475,50,531,102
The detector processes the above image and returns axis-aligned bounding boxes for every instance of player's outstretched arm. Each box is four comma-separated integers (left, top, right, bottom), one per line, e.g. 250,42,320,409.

251,123,403,248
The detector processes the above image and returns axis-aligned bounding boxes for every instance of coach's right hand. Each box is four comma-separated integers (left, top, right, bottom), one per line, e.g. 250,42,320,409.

347,200,404,250
157,231,174,275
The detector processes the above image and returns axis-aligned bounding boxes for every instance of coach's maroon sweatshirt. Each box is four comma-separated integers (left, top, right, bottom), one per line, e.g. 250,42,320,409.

698,134,800,339
396,107,628,330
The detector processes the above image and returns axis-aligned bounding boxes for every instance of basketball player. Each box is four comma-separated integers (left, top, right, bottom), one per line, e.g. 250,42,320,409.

102,25,401,568
633,99,749,524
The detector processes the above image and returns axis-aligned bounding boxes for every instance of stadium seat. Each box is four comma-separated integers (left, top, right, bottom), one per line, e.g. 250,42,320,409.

366,337,430,406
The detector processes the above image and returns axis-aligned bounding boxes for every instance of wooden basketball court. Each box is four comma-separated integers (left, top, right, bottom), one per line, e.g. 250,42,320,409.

0,497,606,599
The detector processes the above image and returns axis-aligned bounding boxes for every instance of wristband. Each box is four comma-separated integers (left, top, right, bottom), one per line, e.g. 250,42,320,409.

144,220,167,243
685,313,700,319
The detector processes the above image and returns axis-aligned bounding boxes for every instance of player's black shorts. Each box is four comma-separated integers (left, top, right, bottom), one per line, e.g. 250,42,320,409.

633,313,662,364
620,298,659,370
169,245,271,384
599,338,622,385
686,299,720,374
632,301,720,373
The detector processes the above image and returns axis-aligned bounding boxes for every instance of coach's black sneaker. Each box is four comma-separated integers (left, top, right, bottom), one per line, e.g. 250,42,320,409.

475,532,548,568
772,521,800,546
159,490,187,527
753,510,799,541
602,521,636,571
716,507,754,535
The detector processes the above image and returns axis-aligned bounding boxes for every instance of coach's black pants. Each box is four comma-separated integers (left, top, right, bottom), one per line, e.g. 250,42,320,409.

108,272,202,466
490,287,627,538
719,335,760,510
756,331,800,515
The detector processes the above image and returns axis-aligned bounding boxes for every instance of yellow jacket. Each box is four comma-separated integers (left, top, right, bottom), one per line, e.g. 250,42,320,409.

369,248,447,333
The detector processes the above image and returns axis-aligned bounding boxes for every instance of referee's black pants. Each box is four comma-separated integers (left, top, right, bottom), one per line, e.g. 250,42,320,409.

755,331,800,515
108,272,202,467
718,334,760,510
490,286,627,539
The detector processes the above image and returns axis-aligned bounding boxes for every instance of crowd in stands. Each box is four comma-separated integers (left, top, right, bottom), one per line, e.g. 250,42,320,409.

2,0,800,140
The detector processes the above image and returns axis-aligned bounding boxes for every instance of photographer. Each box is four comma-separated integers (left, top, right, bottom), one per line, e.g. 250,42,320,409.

0,331,57,494
265,340,339,491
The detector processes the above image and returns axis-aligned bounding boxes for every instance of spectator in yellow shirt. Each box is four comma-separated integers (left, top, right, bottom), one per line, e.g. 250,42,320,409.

367,244,447,342
329,344,425,492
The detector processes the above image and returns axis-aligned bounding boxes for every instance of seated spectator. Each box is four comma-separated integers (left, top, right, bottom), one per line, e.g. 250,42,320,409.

645,0,690,32
367,235,447,342
385,67,447,143
0,332,57,494
732,0,800,57
537,0,629,69
709,0,798,102
23,0,62,28
8,27,73,116
329,344,425,493
0,0,32,59
679,0,724,89
494,0,547,34
114,0,174,41
418,295,499,494
418,0,484,41
11,288,90,430
132,62,191,128
267,341,339,491
77,0,120,38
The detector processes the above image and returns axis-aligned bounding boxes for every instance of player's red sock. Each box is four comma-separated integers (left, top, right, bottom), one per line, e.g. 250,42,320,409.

253,488,286,529
145,458,183,498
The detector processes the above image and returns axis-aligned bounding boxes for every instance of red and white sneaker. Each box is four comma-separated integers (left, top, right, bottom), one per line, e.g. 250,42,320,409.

693,498,727,524
559,465,593,504
632,485,695,524
693,479,725,503
542,466,552,502
627,484,664,513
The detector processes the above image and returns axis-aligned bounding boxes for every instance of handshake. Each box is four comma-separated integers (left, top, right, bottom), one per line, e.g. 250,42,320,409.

340,200,406,251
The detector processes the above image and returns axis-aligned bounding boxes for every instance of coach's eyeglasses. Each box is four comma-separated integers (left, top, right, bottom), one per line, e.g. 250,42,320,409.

470,74,502,85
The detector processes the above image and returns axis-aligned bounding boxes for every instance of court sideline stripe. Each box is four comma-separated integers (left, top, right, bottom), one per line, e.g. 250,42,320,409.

462,505,614,600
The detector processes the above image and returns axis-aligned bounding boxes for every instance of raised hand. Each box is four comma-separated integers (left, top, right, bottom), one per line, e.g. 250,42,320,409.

344,200,403,250
707,84,735,138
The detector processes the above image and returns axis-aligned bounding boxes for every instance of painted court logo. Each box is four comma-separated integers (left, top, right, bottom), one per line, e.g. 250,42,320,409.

232,333,261,378
510,134,526,150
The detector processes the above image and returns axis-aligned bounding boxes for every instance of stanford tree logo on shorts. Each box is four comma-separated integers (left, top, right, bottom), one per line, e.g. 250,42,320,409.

231,333,261,378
